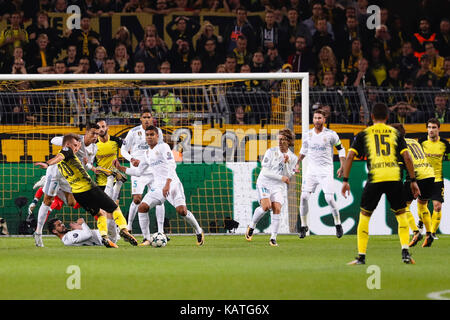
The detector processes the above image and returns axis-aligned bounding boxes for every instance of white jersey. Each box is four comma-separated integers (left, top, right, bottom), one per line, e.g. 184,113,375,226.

257,147,298,189
61,223,103,246
51,135,97,170
126,142,179,187
120,125,163,162
300,127,342,176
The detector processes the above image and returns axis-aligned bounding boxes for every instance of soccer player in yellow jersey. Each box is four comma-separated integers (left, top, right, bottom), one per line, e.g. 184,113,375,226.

95,118,126,202
35,134,138,248
419,118,450,240
391,124,436,248
341,103,420,265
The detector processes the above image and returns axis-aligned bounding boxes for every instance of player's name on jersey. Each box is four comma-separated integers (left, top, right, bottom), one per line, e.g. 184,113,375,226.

372,129,393,133
371,161,399,169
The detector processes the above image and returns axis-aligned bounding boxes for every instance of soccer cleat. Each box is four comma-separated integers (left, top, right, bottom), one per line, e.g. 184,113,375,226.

102,236,118,248
33,175,46,190
417,220,424,234
402,249,415,264
245,226,254,241
166,234,171,242
119,228,138,246
138,239,151,247
431,232,439,240
269,239,278,246
409,231,423,247
196,232,204,246
422,233,434,247
299,226,309,239
111,167,127,183
347,255,365,265
336,224,343,238
33,232,44,247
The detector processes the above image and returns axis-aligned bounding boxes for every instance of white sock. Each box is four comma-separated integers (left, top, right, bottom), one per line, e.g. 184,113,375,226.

127,202,138,231
250,206,266,229
107,218,118,242
325,194,341,225
155,205,165,234
138,212,151,240
183,210,202,234
300,193,309,227
104,175,115,198
271,214,281,240
36,204,51,234
112,181,123,201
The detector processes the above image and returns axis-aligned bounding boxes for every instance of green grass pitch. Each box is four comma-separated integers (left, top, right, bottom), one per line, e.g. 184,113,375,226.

0,234,449,300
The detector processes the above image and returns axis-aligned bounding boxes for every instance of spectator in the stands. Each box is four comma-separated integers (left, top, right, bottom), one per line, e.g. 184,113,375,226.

90,46,107,73
108,26,133,57
196,21,223,56
368,43,387,86
257,9,287,56
135,35,167,73
199,39,224,73
11,57,27,74
322,0,345,34
316,46,338,85
134,60,146,74
104,57,117,74
312,17,335,55
169,39,194,73
303,2,334,40
413,54,438,87
340,38,364,81
118,88,138,112
439,57,450,88
114,43,132,73
250,50,267,73
264,47,283,72
287,36,313,73
173,0,195,11
335,15,364,60
159,61,171,74
197,0,230,12
216,63,226,73
224,53,237,73
1,46,23,73
26,11,61,52
381,63,403,88
135,24,168,55
389,101,420,124
97,0,119,14
152,82,183,126
396,41,419,81
166,16,200,50
373,24,395,63
66,14,101,58
436,18,450,58
231,105,251,125
122,0,143,12
224,7,256,53
26,33,58,74
105,94,131,125
0,12,28,57
143,0,171,14
54,60,67,75
190,57,202,73
54,0,68,12
424,42,445,78
63,45,79,72
74,56,91,74
233,35,252,68
411,17,436,60
431,94,450,123
282,8,312,54
347,58,377,87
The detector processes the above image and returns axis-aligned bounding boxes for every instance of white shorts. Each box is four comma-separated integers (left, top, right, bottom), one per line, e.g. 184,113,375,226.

256,182,285,206
131,174,154,195
302,174,334,194
43,165,71,196
142,180,186,209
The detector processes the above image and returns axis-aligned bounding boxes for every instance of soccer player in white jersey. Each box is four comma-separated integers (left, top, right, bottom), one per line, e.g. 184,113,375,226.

298,109,346,239
47,217,118,246
114,126,204,246
120,109,167,245
245,128,298,246
32,123,100,247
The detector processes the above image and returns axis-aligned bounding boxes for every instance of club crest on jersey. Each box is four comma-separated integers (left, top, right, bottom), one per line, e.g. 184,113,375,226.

167,152,173,160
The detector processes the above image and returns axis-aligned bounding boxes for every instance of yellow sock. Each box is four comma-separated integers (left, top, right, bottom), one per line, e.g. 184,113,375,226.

418,202,432,232
405,205,417,232
357,212,370,255
113,207,128,230
396,213,410,249
431,209,442,233
97,215,108,237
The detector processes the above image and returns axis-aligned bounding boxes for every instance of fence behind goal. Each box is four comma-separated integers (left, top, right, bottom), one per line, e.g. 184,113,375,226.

0,73,309,235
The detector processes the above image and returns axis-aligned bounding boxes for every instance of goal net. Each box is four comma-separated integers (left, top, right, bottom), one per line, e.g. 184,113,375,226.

0,72,309,235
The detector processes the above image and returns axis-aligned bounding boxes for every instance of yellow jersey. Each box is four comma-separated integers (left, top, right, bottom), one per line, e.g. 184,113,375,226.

404,138,435,181
419,136,450,182
95,135,123,186
58,147,96,193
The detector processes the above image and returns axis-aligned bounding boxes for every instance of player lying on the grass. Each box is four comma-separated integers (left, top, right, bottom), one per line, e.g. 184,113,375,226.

391,123,435,248
298,109,346,239
113,126,204,246
120,109,167,241
35,133,138,248
341,103,420,265
418,118,450,240
48,217,119,246
245,128,298,247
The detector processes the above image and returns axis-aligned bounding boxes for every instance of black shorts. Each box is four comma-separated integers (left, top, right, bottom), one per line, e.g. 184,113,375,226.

98,185,121,199
431,181,444,203
360,181,406,214
73,186,118,216
403,177,435,202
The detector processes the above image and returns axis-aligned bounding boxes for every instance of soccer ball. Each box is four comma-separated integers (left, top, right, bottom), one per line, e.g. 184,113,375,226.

150,232,167,248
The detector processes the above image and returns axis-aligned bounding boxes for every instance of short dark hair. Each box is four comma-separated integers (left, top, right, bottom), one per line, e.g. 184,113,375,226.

145,125,159,135
86,122,100,131
96,118,107,124
62,133,80,145
372,103,389,120
314,109,327,117
141,108,152,116
427,118,440,128
390,123,405,137
47,218,59,234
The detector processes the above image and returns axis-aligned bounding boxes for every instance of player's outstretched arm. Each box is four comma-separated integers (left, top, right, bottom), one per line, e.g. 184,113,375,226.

35,153,64,169
341,150,356,198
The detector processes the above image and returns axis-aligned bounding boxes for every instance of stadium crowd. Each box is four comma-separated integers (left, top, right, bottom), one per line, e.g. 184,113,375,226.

0,0,449,124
